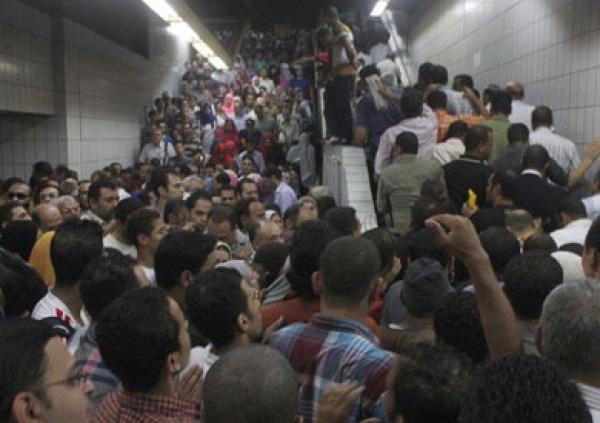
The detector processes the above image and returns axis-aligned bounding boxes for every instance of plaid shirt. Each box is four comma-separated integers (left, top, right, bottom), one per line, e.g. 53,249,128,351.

89,388,201,422
269,313,394,423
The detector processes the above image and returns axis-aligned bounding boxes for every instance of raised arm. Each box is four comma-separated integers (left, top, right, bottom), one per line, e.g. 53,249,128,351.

564,138,600,189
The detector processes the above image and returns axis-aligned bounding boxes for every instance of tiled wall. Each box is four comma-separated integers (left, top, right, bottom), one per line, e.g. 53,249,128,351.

407,0,600,156
0,0,188,180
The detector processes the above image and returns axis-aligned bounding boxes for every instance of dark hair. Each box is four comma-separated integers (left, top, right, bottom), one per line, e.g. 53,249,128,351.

426,90,447,110
0,248,47,317
359,64,380,81
323,206,359,237
505,210,534,233
407,228,450,268
185,190,211,210
464,126,492,152
0,202,19,229
401,88,424,119
253,242,289,289
208,204,236,229
126,208,161,247
532,105,553,129
155,231,217,290
454,74,474,89
490,171,519,202
186,268,247,348
88,179,116,203
491,90,513,116
444,120,469,141
585,217,600,252
50,219,103,287
458,355,592,423
316,196,337,218
96,287,180,392
79,250,139,320
362,228,397,273
320,236,381,305
523,233,557,253
235,197,261,227
507,123,529,145
287,220,336,298
1,177,26,195
479,227,520,275
148,168,176,197
33,182,60,205
392,344,472,423
203,345,298,423
0,319,57,420
395,131,419,154
163,199,187,224
114,198,144,224
434,292,489,364
265,166,282,180
558,198,586,219
429,65,449,85
215,173,231,186
237,178,257,195
0,220,38,262
503,251,563,321
417,62,434,83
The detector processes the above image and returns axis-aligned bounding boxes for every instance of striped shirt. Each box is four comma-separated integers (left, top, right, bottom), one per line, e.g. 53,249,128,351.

269,313,394,423
530,127,581,174
578,383,600,423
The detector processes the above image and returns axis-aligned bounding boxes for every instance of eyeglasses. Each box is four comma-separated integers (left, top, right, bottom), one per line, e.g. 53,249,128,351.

7,192,27,200
43,370,88,390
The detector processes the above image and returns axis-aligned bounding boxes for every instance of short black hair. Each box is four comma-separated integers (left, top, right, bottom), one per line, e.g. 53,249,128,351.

532,105,553,129
523,233,557,253
362,228,397,273
1,177,26,195
265,166,282,180
316,195,337,218
148,168,177,197
235,197,261,227
323,206,359,237
558,198,586,219
491,90,513,115
0,319,57,421
395,131,419,154
479,227,520,275
464,126,491,152
114,198,144,224
126,208,161,247
96,287,180,392
215,173,231,186
417,62,434,82
445,120,469,141
434,292,489,364
426,90,447,110
236,178,258,195
407,228,450,268
164,199,187,224
401,88,424,119
208,204,236,229
459,355,592,423
155,231,217,290
185,190,212,210
79,250,139,320
585,217,600,252
253,242,289,289
0,248,47,317
88,178,116,203
490,170,519,202
186,268,247,349
522,145,550,171
507,123,529,145
50,219,103,287
320,236,381,305
287,220,336,298
454,74,474,89
429,65,449,85
503,251,563,320
203,345,298,423
392,344,472,423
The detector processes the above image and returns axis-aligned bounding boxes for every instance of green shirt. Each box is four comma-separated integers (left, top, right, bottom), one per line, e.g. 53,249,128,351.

481,115,510,164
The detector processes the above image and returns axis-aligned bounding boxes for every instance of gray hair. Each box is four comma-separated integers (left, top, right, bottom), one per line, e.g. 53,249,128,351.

540,280,600,378
52,195,78,208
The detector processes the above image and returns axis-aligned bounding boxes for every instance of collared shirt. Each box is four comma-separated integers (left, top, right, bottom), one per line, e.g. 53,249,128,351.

434,110,483,143
509,100,535,131
550,218,593,247
82,210,107,228
274,182,298,215
530,127,581,174
89,388,201,423
376,104,438,174
139,141,176,165
583,194,600,221
433,137,466,166
481,115,510,163
75,325,119,405
103,233,137,259
269,313,393,423
578,383,600,423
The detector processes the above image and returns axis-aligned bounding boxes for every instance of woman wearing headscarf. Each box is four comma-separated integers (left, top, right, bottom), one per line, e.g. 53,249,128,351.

222,93,236,119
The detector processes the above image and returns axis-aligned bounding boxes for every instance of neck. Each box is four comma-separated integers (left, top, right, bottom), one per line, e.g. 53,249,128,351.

493,196,514,207
405,313,433,328
163,287,185,312
143,375,178,398
320,300,369,324
52,284,83,324
138,249,154,268
113,225,131,245
213,335,251,357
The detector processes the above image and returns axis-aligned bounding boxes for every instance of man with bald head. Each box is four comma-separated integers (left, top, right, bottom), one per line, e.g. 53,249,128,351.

252,220,283,252
507,81,535,131
33,203,63,233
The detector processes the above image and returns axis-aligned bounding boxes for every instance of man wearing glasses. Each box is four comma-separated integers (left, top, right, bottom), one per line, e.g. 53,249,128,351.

2,178,32,209
0,319,92,422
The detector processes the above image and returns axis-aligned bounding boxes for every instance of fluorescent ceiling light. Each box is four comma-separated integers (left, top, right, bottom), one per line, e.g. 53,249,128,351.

208,56,227,70
168,22,197,41
370,0,389,17
193,41,214,58
141,0,179,22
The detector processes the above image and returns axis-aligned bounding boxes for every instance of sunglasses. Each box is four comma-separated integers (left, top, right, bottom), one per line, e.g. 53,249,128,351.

7,192,27,200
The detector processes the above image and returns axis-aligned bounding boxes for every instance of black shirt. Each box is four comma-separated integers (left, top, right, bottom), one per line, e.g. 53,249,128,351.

470,205,516,233
443,156,493,210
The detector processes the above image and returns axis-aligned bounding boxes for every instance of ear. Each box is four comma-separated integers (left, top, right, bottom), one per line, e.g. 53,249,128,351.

138,234,149,247
179,270,193,289
311,272,322,296
166,351,183,375
12,391,44,422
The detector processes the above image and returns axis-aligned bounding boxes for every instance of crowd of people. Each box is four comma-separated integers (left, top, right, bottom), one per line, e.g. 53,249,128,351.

1,4,600,423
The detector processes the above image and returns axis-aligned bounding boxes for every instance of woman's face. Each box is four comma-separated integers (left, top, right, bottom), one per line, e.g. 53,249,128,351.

243,158,256,175
225,120,234,131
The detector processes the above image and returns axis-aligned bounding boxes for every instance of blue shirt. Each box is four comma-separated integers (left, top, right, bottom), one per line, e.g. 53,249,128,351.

355,89,403,158
274,182,297,215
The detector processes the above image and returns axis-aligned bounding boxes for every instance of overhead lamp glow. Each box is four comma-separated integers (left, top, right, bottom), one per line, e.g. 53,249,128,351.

168,22,197,41
141,0,179,22
208,56,227,70
370,0,389,17
193,41,214,58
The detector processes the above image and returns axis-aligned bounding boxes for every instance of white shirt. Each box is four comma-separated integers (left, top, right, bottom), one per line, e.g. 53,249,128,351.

433,138,466,166
259,78,275,94
530,127,581,174
81,210,106,227
375,104,438,174
139,141,176,165
377,58,402,87
140,265,156,286
550,218,593,247
331,26,354,67
369,42,390,64
578,383,600,423
274,182,298,215
583,193,600,220
32,290,89,353
509,100,535,131
103,233,137,259
184,344,219,377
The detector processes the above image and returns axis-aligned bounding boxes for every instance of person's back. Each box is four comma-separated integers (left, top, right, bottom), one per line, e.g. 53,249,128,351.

481,90,512,163
269,237,393,422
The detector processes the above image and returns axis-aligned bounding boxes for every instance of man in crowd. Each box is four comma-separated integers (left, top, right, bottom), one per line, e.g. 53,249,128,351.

0,201,31,233
103,198,143,259
81,179,119,230
148,169,184,216
237,177,260,200
236,197,265,236
469,170,518,233
54,195,81,220
236,139,266,174
507,81,535,131
377,131,445,234
207,205,251,259
127,208,168,286
481,90,512,163
550,199,592,247
2,178,32,209
185,190,213,234
139,128,176,165
267,166,297,215
32,203,63,233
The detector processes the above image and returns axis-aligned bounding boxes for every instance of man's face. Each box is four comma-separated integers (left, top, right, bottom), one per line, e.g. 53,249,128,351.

245,94,255,108
189,199,212,233
58,199,81,220
5,183,31,207
78,182,90,210
38,337,92,422
39,187,60,204
174,142,185,156
207,219,235,247
255,221,282,250
220,189,236,206
168,298,191,373
240,280,263,341
298,201,317,224
166,174,184,201
249,201,265,222
11,206,31,222
91,188,118,221
254,105,264,119
242,159,256,176
37,205,63,233
240,182,259,200
146,217,169,255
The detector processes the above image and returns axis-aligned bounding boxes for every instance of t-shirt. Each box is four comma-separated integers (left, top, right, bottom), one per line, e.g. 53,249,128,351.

103,233,137,259
140,265,156,286
183,344,219,377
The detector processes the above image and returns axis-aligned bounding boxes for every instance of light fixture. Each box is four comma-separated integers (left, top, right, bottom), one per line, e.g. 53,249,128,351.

168,21,197,41
193,41,214,58
370,0,390,17
141,0,179,22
